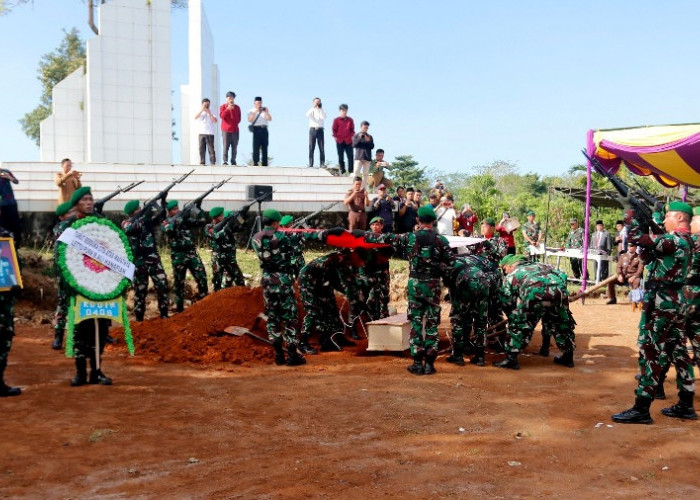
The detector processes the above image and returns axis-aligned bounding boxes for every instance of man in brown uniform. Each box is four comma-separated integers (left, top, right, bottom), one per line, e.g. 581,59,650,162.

344,176,369,230
55,158,82,205
607,241,643,308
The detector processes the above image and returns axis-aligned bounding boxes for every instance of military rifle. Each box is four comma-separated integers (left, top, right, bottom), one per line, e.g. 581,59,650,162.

142,169,195,210
93,180,145,214
630,177,665,213
291,201,340,229
213,189,275,232
177,176,232,220
581,150,664,234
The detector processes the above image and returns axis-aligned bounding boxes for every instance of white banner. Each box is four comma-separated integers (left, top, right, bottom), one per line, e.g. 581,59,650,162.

58,228,135,280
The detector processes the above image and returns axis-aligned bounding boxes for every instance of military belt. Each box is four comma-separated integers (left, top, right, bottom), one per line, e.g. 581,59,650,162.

409,271,440,279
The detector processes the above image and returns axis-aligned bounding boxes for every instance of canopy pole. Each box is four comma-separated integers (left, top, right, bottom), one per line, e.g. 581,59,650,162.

543,186,552,251
582,155,592,298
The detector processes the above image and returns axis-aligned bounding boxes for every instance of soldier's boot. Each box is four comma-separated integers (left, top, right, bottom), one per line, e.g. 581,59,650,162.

0,381,21,397
553,350,575,368
407,354,425,375
285,344,307,367
423,354,437,375
272,339,286,366
446,345,465,366
463,339,476,355
51,330,64,350
493,352,520,370
88,356,112,385
661,391,698,420
538,334,551,357
105,333,116,344
319,333,342,352
655,374,667,400
469,347,486,367
70,358,88,387
348,324,362,341
298,334,318,355
611,396,654,424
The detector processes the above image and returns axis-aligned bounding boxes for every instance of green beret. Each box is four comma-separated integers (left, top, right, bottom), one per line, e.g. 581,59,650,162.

369,216,384,225
56,201,72,217
417,205,437,221
263,208,282,222
694,207,700,217
280,215,294,226
668,201,692,216
167,199,179,210
209,206,224,218
499,255,514,267
501,254,527,267
224,210,233,218
123,200,140,215
484,217,496,226
526,210,535,216
70,186,91,207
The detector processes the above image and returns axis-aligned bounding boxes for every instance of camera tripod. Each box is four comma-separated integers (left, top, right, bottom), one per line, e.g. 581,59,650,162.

245,198,267,250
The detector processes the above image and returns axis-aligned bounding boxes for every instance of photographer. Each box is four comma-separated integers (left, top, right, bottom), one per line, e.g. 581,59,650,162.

495,212,517,255
55,158,82,205
195,98,217,165
219,91,241,165
344,176,370,230
435,196,457,236
351,121,374,187
456,203,478,236
306,97,326,168
370,184,394,233
397,187,418,233
248,96,272,166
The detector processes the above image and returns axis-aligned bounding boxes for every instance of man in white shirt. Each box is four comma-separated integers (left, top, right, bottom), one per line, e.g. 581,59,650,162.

248,97,272,166
194,98,217,165
306,97,326,168
435,196,457,236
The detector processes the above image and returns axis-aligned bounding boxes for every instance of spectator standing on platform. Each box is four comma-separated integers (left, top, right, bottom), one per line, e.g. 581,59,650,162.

248,97,272,166
371,184,394,233
332,104,354,175
0,169,21,247
344,177,369,230
306,97,326,168
590,219,611,282
456,204,478,236
397,187,418,234
436,196,457,236
352,121,374,187
55,158,82,205
219,91,241,165
195,98,217,165
496,212,517,255
565,218,584,280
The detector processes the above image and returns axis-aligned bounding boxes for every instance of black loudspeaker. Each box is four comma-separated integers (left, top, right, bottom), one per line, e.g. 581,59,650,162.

246,185,273,201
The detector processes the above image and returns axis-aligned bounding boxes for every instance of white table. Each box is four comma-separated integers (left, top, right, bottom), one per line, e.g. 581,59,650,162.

544,249,611,284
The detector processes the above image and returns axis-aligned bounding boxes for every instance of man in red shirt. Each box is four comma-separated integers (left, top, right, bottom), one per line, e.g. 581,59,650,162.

219,91,241,165
495,212,517,255
456,204,478,236
332,104,355,175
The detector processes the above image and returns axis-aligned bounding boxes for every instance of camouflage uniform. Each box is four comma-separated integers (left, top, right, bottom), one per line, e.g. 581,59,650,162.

683,233,700,364
205,220,245,291
480,236,508,329
630,219,694,401
122,204,169,320
501,261,576,355
0,227,17,391
365,228,453,358
162,209,209,312
72,318,112,383
53,219,70,344
252,227,322,346
523,220,541,261
357,245,393,321
565,227,584,279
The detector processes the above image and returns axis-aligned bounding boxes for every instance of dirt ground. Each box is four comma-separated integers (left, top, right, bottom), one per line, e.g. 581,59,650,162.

2,294,700,498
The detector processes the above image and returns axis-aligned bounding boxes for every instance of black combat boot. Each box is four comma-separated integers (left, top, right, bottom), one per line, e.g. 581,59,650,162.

298,335,318,355
71,358,88,386
469,347,486,367
446,345,465,366
661,391,698,420
611,395,654,424
88,356,112,385
272,339,286,365
463,339,476,355
0,381,21,397
423,354,437,375
655,374,667,400
334,333,356,347
319,334,342,352
538,334,550,357
51,330,64,350
553,350,575,368
493,352,520,370
407,354,424,375
285,344,307,366
348,326,362,341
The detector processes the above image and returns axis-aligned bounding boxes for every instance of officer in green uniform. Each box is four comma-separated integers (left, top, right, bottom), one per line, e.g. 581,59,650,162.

51,201,73,350
280,214,306,277
357,216,393,321
205,206,245,290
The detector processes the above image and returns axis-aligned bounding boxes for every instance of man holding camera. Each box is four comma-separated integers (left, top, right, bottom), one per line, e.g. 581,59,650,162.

344,177,370,231
55,158,82,205
370,184,394,233
397,187,418,234
248,97,272,166
219,91,241,165
195,98,217,165
352,121,374,187
306,97,326,168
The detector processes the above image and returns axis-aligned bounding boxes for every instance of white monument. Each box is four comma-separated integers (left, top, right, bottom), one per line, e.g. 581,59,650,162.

180,0,220,166
39,0,172,164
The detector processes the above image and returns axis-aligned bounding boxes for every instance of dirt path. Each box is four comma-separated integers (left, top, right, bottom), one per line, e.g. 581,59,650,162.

2,298,700,498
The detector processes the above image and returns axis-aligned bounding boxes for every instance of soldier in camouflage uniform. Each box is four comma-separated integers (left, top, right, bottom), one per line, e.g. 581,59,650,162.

565,218,584,280
493,254,576,370
479,218,509,335
252,209,326,366
684,206,700,365
612,202,697,424
299,248,366,353
52,201,74,350
205,207,245,290
122,199,170,321
0,212,20,396
362,205,453,375
443,253,494,367
522,210,542,261
357,217,392,321
162,200,209,312
280,215,306,278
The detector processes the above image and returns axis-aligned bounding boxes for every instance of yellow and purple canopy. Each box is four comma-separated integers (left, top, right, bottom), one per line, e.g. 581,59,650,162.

586,124,700,188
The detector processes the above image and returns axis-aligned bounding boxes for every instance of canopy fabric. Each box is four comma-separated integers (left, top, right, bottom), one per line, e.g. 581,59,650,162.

587,124,700,188
552,187,623,209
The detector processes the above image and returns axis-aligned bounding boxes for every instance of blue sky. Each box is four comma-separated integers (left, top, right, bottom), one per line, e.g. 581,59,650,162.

1,0,699,177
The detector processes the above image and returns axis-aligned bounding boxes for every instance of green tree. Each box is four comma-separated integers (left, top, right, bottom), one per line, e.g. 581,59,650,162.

19,28,86,146
387,155,427,189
